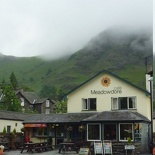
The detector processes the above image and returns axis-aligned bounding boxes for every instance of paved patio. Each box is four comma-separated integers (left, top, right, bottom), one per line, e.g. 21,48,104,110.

2,150,152,155
3,149,78,155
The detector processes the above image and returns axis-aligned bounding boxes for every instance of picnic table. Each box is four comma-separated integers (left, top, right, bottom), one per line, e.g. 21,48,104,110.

20,142,52,153
58,142,78,154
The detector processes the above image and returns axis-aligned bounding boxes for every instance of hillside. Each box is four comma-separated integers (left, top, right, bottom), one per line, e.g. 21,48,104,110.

0,27,153,98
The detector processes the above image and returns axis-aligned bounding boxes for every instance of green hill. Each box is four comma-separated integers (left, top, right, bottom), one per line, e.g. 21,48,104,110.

0,27,153,98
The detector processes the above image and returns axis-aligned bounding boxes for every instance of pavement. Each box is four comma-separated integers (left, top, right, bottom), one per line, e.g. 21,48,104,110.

2,150,153,155
3,149,78,155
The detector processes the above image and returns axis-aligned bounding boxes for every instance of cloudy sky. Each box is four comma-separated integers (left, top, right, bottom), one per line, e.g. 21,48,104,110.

0,0,153,58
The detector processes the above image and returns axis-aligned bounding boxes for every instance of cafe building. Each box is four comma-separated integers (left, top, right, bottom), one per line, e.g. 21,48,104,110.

23,70,152,154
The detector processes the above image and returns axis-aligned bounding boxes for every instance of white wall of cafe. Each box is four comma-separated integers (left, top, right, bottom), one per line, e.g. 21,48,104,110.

67,73,151,120
0,119,23,133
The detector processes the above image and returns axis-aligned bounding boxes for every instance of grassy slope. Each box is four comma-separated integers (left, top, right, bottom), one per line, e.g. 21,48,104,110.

0,28,152,95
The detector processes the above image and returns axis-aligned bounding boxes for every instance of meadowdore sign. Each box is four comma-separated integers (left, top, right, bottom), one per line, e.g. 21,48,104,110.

91,87,122,95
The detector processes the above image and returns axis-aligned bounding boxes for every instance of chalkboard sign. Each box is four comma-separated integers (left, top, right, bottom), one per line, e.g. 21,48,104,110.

94,141,103,155
103,140,112,154
79,148,90,155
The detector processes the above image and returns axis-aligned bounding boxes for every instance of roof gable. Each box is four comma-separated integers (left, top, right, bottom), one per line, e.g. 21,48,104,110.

65,70,149,97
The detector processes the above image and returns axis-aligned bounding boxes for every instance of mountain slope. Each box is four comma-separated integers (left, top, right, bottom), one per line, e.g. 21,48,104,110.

0,28,153,96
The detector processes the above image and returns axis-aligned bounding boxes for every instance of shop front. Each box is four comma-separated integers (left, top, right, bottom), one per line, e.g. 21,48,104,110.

83,111,151,153
22,113,95,148
23,110,151,153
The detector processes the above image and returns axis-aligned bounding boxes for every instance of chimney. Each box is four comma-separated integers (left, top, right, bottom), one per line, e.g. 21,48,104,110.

146,74,151,93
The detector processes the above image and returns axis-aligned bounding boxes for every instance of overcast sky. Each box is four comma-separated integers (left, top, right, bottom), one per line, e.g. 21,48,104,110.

0,0,153,58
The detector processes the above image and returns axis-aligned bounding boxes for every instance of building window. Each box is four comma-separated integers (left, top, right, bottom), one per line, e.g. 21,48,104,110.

104,124,117,140
119,123,133,141
34,128,47,136
134,123,142,142
20,98,24,106
29,104,33,109
46,109,50,114
87,123,101,141
46,100,50,107
7,126,11,133
112,97,136,110
82,98,96,111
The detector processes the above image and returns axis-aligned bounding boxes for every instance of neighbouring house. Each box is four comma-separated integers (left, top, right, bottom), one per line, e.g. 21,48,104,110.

0,89,56,114
16,90,56,114
0,110,29,133
22,70,152,154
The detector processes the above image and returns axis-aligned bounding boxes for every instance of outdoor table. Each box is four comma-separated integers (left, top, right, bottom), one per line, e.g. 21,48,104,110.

21,142,51,153
58,142,77,154
21,142,37,153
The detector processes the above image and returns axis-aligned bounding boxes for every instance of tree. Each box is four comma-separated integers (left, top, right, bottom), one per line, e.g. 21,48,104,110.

9,72,18,90
55,100,67,113
40,85,57,100
0,84,22,112
57,88,66,101
0,78,6,90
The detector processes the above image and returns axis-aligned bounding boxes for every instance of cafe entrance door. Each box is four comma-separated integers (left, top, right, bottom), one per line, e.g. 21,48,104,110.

55,126,64,146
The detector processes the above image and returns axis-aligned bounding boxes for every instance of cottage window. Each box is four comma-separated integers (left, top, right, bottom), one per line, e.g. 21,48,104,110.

46,109,50,114
46,100,50,107
87,123,101,141
112,97,136,110
20,98,24,106
119,123,133,141
104,124,117,140
82,98,96,111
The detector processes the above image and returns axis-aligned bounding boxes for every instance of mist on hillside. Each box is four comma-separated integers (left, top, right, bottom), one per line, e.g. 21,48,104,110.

85,26,153,54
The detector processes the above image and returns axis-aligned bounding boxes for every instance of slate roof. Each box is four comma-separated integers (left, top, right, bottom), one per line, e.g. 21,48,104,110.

19,91,40,104
17,91,55,105
23,112,97,124
0,110,31,121
0,110,150,124
23,111,150,124
82,111,150,123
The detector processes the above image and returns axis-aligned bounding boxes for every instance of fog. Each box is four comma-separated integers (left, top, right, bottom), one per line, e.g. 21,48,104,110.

0,0,153,59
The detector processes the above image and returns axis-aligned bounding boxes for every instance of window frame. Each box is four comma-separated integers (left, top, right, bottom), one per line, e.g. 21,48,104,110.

111,96,136,110
119,123,134,141
45,108,50,114
87,123,101,141
20,97,24,106
103,123,117,141
46,100,50,107
82,98,97,111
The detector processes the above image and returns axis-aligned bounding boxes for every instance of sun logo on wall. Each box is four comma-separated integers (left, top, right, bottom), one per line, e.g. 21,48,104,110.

101,76,111,87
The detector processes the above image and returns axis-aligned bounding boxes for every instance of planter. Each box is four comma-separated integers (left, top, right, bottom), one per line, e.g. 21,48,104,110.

125,145,135,155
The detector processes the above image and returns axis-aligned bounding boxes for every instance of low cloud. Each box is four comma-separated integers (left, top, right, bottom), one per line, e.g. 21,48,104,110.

0,0,153,59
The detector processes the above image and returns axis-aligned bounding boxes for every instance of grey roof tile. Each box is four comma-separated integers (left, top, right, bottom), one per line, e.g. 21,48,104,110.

82,111,150,123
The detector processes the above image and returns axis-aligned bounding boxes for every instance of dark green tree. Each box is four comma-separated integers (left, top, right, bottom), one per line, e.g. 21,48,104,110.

0,84,22,112
0,78,6,91
40,85,57,100
55,100,67,113
9,72,18,90
57,88,66,101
